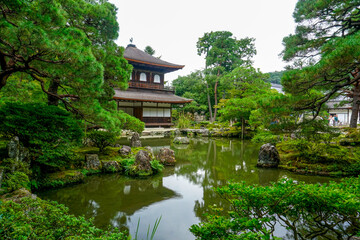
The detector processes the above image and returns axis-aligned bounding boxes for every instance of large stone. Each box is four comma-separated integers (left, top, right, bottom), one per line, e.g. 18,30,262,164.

102,161,122,173
119,145,132,156
164,131,172,138
157,147,176,166
7,136,29,161
198,129,210,137
257,143,280,168
134,150,152,172
145,146,154,157
173,137,190,144
85,154,101,170
130,132,142,147
174,129,181,137
7,136,29,172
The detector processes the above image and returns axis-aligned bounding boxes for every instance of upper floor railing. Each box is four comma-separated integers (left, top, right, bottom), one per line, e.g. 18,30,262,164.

128,81,175,92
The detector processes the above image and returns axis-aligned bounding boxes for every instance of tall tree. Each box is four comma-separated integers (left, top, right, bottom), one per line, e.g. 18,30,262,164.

282,0,360,128
218,66,270,139
197,31,256,121
0,0,143,132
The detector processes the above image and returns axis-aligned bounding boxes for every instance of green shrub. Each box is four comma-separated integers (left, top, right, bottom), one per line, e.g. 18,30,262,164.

87,130,117,153
177,113,192,129
0,102,83,173
190,178,360,239
121,158,135,174
252,131,283,144
0,197,129,239
150,160,164,174
1,171,30,193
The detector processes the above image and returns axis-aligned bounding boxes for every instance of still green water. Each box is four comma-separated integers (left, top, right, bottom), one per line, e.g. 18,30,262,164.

38,138,337,240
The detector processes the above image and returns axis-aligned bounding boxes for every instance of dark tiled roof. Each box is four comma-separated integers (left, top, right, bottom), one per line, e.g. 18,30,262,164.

114,88,192,104
124,44,184,70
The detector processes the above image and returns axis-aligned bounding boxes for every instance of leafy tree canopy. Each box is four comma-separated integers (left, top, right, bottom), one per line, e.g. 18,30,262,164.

218,66,270,122
281,0,360,127
197,31,256,74
265,71,285,84
0,0,142,132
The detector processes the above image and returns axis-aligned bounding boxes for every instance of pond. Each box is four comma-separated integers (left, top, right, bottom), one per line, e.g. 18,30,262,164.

38,138,337,240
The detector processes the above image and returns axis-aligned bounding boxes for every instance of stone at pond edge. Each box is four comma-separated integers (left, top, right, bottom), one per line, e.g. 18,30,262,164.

119,145,132,156
257,143,280,168
157,147,176,166
130,132,142,147
85,154,101,170
129,150,152,176
173,137,190,144
102,161,122,173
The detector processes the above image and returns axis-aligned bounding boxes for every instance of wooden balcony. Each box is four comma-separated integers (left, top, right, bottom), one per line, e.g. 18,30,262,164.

129,81,163,90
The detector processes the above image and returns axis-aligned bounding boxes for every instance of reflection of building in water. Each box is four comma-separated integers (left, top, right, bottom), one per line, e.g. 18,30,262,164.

38,175,180,230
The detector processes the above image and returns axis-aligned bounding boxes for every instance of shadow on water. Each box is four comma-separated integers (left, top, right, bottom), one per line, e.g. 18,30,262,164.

38,138,338,240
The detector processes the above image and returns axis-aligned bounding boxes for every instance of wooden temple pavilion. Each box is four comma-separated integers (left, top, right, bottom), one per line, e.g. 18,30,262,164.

114,44,192,127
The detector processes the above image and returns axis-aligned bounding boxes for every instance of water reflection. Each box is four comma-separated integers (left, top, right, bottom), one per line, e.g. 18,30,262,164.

38,138,337,240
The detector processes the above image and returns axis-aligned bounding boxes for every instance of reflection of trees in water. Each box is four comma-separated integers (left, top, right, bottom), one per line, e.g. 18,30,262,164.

38,174,179,231
172,138,263,221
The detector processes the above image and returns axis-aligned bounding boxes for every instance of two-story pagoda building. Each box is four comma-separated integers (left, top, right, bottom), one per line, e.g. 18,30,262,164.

114,44,192,127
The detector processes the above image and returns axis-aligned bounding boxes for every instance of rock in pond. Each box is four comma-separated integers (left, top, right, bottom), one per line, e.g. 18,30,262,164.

129,150,153,176
157,147,176,166
145,146,154,157
85,154,101,170
102,161,122,173
173,137,190,144
257,143,280,168
130,132,142,147
119,145,132,156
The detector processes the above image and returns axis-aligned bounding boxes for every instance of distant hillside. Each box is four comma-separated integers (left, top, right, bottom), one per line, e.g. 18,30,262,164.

265,71,285,84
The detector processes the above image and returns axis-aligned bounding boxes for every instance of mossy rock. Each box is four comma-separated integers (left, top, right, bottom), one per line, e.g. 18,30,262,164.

101,160,122,173
128,165,153,177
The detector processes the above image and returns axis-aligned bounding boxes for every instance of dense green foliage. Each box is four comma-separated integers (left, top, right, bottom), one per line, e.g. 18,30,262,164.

219,66,270,122
172,71,209,115
87,131,117,153
191,178,360,239
0,0,143,133
196,31,257,121
0,102,82,172
197,31,256,74
282,0,360,127
0,197,129,239
265,71,285,84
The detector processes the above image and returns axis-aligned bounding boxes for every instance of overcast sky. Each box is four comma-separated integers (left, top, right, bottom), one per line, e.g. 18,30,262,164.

109,0,298,83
